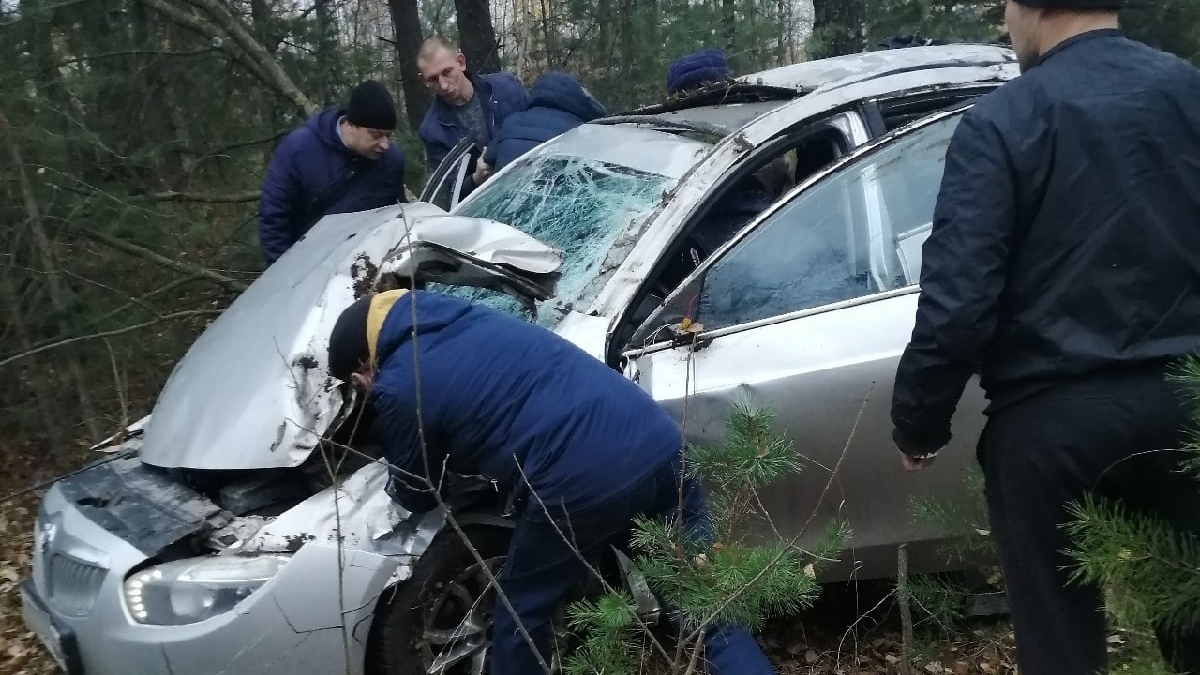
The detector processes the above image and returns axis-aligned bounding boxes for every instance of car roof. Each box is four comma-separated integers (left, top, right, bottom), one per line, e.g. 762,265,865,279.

739,43,1016,91
608,44,1016,135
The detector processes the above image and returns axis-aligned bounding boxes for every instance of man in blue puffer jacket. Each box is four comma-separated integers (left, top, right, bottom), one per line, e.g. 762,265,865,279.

482,71,607,173
327,289,776,675
257,80,408,265
416,37,527,173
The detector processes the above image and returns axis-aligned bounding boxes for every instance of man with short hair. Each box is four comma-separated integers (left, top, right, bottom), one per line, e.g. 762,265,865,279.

416,36,526,189
891,1,1200,673
258,81,408,265
327,288,776,675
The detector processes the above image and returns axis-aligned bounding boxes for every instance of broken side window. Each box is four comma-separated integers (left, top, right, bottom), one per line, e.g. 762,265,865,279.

696,112,962,331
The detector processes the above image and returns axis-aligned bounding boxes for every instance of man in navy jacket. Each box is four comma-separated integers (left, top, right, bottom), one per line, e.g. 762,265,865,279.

257,81,408,265
482,71,606,173
416,37,527,178
891,0,1200,672
327,289,776,675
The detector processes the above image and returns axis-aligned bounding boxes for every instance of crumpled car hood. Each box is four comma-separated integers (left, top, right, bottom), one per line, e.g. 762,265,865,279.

139,204,563,470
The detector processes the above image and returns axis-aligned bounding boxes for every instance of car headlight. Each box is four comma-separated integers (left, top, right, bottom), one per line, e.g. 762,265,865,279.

122,555,291,626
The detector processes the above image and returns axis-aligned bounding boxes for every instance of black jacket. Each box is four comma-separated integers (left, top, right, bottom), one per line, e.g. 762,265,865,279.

892,30,1200,453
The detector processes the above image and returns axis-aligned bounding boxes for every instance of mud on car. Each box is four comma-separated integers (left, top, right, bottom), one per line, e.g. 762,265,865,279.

23,44,1019,675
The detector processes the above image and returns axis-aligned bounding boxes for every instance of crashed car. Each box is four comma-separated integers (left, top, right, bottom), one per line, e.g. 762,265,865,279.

23,44,1019,675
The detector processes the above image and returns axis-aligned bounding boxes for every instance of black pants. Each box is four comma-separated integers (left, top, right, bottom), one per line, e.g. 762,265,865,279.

980,370,1200,675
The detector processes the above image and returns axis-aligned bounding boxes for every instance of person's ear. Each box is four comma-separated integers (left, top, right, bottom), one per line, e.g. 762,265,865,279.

455,52,467,70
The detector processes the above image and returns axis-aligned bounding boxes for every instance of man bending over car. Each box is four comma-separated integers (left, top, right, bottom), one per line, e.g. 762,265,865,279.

326,288,774,675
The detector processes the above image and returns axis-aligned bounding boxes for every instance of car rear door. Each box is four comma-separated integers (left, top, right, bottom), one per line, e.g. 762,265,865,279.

618,108,989,580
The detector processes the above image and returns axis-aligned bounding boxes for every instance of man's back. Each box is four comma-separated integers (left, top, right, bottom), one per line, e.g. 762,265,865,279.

370,291,683,509
967,31,1200,393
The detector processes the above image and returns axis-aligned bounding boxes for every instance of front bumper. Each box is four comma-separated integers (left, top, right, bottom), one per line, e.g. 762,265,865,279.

23,483,402,675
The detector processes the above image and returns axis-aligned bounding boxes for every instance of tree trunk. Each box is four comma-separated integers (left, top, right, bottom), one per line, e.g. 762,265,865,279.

249,0,281,166
812,0,865,58
315,0,338,107
1,113,103,442
722,0,737,68
388,0,431,133
453,0,502,73
2,277,65,452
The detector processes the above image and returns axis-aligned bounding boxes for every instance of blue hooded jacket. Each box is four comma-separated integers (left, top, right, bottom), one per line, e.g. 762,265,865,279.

483,72,607,171
258,109,407,265
368,291,683,513
418,72,528,170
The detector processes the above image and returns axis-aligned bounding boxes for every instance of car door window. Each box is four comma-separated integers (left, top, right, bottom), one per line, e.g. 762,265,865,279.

419,139,475,209
666,110,963,335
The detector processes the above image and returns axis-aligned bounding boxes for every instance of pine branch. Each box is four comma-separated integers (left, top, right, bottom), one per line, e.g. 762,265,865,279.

1064,495,1200,631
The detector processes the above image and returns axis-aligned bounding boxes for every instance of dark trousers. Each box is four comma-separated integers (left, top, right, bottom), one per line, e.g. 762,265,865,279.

492,458,775,675
980,370,1200,675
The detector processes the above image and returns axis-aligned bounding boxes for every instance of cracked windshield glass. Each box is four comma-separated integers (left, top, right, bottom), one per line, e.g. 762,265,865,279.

428,153,674,327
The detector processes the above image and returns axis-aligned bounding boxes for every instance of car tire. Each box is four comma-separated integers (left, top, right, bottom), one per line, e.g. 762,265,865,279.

367,526,513,675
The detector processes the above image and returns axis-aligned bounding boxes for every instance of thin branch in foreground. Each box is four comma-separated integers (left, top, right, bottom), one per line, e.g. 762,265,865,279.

0,309,222,369
143,189,261,203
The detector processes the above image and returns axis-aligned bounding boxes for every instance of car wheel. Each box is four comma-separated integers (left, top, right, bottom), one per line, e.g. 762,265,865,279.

369,526,570,675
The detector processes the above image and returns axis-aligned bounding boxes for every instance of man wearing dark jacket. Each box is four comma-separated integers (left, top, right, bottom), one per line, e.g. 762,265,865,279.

891,1,1200,673
416,36,527,180
327,289,776,675
258,81,407,265
482,71,606,174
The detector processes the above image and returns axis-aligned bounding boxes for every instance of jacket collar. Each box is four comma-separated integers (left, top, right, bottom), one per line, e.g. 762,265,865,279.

431,72,496,129
365,289,410,370
1035,28,1123,69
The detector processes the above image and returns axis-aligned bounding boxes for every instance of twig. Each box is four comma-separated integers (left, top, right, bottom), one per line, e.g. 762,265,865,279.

143,189,261,203
392,205,554,675
898,543,913,675
0,309,222,369
71,225,248,292
683,384,873,645
0,453,130,506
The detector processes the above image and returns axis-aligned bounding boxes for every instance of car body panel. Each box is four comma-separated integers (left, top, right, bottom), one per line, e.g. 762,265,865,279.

620,107,988,577
140,205,564,471
582,63,1018,339
739,43,1015,91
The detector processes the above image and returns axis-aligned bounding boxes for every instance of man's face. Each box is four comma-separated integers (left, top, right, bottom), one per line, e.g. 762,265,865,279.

418,48,471,105
343,123,392,160
1005,0,1043,73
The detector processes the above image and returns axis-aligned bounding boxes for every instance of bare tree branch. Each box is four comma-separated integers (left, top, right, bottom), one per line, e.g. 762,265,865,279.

144,189,261,203
179,0,316,117
0,309,223,369
136,0,312,119
54,47,219,67
70,226,250,293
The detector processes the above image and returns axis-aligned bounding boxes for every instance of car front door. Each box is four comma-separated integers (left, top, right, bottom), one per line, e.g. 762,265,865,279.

619,108,989,580
418,138,476,210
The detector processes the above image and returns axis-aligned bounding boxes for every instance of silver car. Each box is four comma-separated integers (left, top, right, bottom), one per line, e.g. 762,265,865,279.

23,44,1019,675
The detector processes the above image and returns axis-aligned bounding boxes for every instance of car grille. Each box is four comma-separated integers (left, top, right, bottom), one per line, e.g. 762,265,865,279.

46,553,106,617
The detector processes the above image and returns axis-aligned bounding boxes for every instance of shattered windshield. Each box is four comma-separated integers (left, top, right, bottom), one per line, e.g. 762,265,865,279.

428,154,675,327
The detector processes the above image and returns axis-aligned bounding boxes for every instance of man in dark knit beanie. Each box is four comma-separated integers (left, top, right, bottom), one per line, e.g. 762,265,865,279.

892,0,1200,672
258,80,409,265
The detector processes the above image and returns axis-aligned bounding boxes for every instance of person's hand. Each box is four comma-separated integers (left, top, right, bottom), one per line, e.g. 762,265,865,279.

899,451,938,472
893,427,943,472
472,154,492,185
